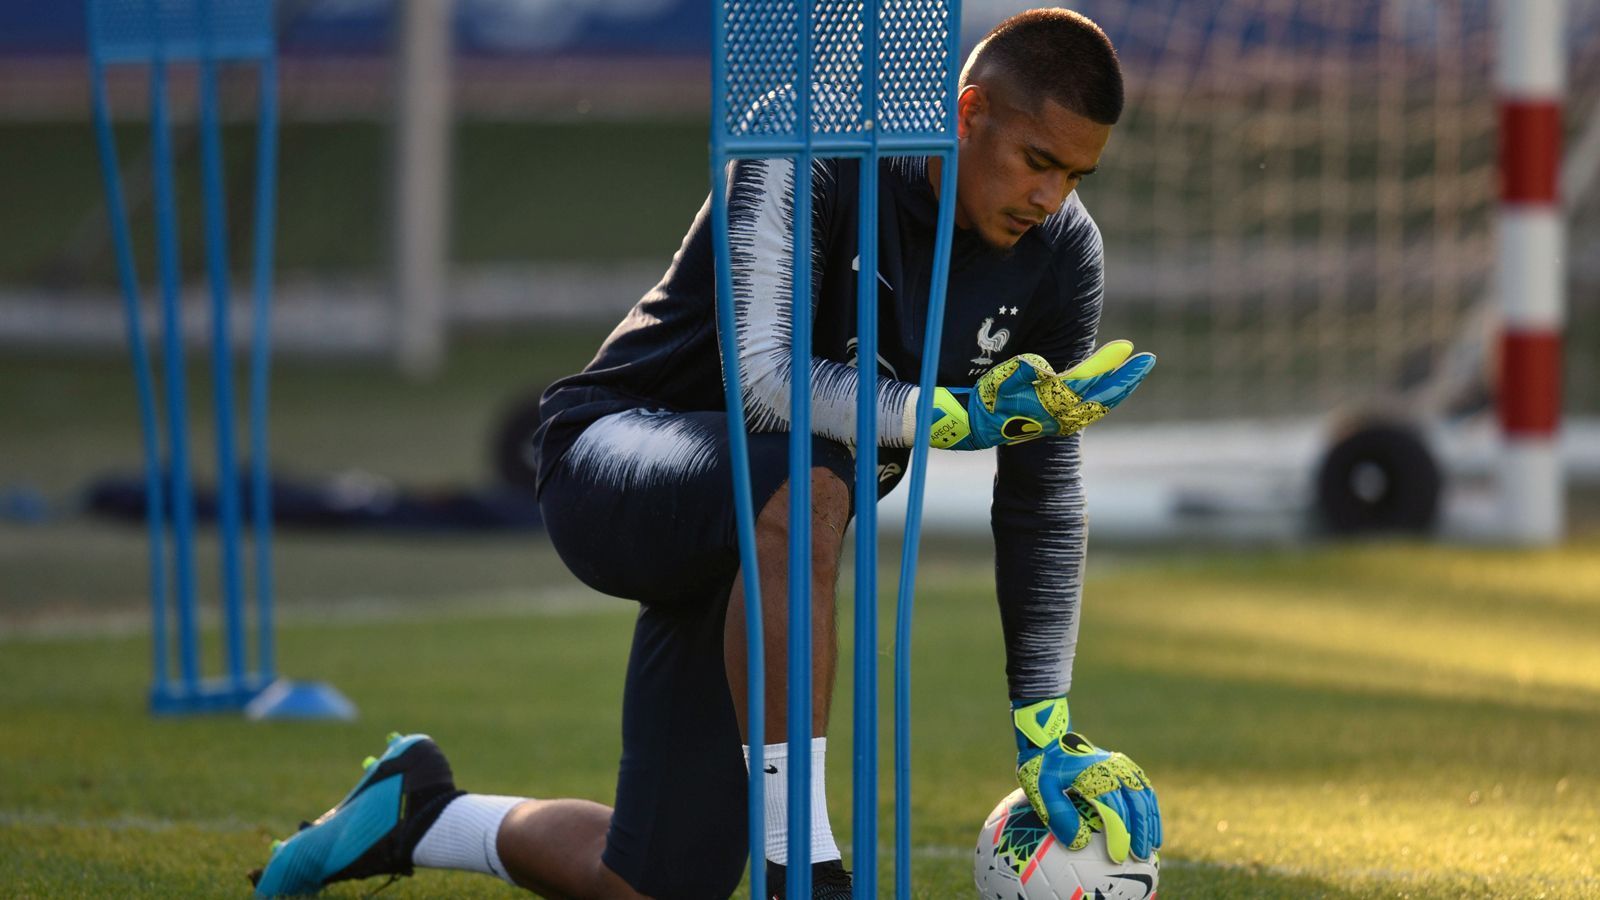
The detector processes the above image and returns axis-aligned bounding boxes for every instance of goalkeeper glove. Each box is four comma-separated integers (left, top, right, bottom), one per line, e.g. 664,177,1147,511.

928,341,1155,451
1013,697,1163,863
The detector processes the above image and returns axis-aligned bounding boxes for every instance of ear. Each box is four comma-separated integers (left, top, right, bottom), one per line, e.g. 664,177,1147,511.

956,84,984,140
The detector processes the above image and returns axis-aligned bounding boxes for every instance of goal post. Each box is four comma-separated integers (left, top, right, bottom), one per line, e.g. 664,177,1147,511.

1496,0,1565,544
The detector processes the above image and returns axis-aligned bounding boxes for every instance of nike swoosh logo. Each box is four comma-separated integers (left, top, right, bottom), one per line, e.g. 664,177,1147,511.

1109,872,1156,896
849,255,894,291
764,765,779,774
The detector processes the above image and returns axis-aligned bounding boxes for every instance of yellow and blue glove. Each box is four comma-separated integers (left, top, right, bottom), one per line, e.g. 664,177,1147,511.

1013,696,1163,863
928,340,1155,451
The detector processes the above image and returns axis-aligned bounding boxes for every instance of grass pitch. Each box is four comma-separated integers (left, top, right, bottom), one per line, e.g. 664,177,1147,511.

2,532,1598,898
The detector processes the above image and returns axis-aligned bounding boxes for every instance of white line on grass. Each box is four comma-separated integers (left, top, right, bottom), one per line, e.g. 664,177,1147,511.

0,586,632,645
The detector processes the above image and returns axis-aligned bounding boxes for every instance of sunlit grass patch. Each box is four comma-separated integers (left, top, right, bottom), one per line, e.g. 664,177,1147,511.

3,537,1598,896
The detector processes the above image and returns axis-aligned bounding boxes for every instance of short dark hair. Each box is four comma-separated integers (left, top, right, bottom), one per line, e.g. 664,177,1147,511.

962,8,1124,126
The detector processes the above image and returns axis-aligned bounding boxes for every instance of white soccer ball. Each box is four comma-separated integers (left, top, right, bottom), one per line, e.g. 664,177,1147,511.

973,788,1159,900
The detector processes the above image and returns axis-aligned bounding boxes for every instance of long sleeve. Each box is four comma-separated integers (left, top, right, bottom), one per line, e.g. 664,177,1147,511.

990,215,1106,701
992,433,1090,700
723,157,917,446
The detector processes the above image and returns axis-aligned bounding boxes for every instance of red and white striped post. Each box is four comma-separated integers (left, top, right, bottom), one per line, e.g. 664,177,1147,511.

1497,0,1566,545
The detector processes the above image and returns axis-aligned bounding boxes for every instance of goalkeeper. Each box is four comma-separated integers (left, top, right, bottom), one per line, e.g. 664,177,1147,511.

252,8,1160,899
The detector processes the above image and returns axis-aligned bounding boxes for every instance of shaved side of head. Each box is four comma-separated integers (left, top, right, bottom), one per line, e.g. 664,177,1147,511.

961,8,1124,126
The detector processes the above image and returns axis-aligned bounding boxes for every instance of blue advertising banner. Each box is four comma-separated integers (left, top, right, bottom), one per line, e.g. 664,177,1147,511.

1,0,712,58
0,1,1516,61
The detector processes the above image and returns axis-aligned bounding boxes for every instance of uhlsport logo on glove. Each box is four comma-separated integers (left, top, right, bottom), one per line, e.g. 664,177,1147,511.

1001,416,1046,441
1058,732,1096,756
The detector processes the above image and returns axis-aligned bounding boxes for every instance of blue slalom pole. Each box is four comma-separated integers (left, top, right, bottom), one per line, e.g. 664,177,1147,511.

146,17,202,697
88,46,171,707
893,145,960,900
787,3,815,896
710,160,768,900
250,52,281,683
850,3,882,893
786,157,816,900
896,4,963,890
196,0,248,693
709,8,766,896
708,47,768,900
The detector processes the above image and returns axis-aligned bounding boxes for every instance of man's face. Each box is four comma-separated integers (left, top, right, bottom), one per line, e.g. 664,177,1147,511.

952,84,1111,250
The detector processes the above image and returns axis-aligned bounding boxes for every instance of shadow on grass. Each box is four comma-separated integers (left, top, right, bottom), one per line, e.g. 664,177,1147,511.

1160,858,1421,900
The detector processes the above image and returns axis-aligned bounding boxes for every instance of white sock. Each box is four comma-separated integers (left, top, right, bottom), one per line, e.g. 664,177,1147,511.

744,737,841,866
412,794,525,884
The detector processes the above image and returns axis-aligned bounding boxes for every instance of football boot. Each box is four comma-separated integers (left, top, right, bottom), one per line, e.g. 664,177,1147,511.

250,732,462,897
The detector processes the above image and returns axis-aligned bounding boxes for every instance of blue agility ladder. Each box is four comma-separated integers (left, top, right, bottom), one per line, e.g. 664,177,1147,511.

709,2,962,896
87,0,352,720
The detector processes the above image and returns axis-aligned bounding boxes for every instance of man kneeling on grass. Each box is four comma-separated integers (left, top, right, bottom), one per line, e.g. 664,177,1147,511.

251,9,1161,898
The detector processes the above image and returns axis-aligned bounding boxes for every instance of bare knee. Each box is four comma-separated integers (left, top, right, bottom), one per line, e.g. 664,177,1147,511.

756,467,850,570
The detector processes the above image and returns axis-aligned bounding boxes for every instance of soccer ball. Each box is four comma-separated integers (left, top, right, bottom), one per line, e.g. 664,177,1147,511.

973,789,1159,900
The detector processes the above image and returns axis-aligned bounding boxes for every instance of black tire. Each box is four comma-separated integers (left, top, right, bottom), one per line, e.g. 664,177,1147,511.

489,390,547,494
1314,422,1442,535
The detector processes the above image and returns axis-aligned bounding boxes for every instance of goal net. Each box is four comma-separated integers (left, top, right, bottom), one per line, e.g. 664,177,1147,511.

1048,0,1600,425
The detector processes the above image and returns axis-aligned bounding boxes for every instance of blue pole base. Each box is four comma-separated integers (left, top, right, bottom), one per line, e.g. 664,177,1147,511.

150,674,276,715
148,676,357,720
243,679,359,721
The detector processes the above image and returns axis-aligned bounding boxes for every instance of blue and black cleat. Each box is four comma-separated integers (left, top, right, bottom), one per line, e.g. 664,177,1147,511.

250,732,463,897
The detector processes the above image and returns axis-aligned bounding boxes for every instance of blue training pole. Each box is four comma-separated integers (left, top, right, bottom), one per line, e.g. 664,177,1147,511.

250,50,281,683
895,5,963,895
710,161,769,900
786,5,816,888
850,1,882,894
88,45,171,705
708,7,767,892
196,2,249,694
146,17,203,697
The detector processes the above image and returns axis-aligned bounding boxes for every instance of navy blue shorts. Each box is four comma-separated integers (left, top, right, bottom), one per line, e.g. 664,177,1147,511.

538,408,855,899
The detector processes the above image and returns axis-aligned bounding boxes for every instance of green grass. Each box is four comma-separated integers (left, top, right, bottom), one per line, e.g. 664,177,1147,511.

2,538,1599,897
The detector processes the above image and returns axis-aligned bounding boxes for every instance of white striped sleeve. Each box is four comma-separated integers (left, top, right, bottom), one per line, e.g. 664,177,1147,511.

724,157,916,447
991,209,1105,700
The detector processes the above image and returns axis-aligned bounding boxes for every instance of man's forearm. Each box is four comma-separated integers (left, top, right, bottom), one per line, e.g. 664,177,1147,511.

992,435,1087,700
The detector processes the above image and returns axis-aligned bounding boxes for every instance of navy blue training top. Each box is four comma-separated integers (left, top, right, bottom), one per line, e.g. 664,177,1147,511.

534,155,1106,701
